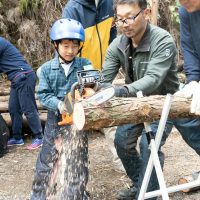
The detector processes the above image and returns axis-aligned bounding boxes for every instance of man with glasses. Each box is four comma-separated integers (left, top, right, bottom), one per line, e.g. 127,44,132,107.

102,0,200,199
102,0,179,199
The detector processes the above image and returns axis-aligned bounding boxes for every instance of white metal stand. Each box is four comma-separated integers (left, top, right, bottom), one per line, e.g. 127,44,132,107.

138,94,200,200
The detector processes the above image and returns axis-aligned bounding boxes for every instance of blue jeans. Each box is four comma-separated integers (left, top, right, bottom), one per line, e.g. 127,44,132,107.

31,111,89,200
9,72,43,139
115,118,200,200
172,118,200,155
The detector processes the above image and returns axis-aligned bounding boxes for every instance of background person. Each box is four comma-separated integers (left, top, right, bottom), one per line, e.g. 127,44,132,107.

0,37,43,150
62,0,125,172
62,0,116,70
175,0,200,115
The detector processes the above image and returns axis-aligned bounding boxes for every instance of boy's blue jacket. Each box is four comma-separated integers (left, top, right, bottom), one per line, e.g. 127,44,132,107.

37,56,91,112
179,6,200,82
62,0,116,70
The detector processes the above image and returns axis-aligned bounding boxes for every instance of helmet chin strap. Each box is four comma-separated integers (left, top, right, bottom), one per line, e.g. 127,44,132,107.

54,47,73,64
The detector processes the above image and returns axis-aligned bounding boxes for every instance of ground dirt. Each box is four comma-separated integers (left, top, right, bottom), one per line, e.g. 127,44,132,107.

0,128,200,200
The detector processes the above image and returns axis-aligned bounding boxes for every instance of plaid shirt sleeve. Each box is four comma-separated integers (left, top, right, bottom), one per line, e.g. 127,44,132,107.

37,62,61,112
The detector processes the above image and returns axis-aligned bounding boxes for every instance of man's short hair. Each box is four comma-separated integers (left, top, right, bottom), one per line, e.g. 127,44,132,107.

114,0,147,14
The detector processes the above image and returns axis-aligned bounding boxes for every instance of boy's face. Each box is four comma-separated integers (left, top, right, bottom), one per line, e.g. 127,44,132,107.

179,0,200,12
56,39,79,62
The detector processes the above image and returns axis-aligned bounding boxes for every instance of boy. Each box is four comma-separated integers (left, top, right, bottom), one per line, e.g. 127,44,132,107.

31,18,92,200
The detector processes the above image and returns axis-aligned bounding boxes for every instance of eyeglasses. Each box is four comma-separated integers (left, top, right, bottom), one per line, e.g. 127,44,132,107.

115,8,144,27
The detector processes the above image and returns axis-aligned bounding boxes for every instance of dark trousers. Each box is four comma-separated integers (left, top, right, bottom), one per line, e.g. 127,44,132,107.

31,111,89,200
115,118,200,200
8,72,42,139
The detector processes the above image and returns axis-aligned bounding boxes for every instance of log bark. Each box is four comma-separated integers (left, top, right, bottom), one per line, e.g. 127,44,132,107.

73,95,198,130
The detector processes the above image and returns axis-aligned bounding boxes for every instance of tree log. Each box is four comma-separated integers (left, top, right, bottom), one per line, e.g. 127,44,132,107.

0,95,9,102
73,95,198,130
0,100,44,112
0,87,10,96
0,94,39,102
1,112,47,128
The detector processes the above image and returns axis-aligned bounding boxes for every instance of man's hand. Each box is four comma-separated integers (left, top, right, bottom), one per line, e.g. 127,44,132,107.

114,86,129,97
57,101,68,114
175,81,200,115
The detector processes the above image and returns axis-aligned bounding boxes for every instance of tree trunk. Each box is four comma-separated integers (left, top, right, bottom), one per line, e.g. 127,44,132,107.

73,95,197,130
46,126,88,200
150,0,159,25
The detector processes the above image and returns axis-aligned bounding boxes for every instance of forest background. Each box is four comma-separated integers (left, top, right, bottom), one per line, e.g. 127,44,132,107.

0,0,183,79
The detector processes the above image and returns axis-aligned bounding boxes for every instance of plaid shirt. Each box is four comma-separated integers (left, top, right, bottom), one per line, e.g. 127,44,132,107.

37,56,91,112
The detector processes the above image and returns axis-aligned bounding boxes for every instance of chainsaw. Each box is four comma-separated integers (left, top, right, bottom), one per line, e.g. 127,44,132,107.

58,69,115,126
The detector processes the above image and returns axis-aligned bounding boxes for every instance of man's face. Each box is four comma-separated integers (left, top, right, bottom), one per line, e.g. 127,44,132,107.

115,3,148,39
179,0,200,12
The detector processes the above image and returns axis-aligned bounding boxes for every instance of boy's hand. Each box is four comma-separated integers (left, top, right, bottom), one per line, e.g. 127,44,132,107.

58,101,68,114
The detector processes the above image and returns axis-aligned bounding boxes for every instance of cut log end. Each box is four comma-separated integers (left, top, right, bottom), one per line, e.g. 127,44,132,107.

73,102,85,130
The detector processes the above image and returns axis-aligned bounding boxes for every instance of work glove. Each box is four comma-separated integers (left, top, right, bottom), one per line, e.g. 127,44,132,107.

57,101,68,114
114,86,129,97
174,81,200,115
190,82,200,115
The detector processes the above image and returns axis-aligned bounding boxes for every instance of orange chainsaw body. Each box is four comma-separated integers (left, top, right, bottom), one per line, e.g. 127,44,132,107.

58,88,95,126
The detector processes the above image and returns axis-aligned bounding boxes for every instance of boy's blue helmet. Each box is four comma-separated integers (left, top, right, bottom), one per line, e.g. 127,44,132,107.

50,18,85,42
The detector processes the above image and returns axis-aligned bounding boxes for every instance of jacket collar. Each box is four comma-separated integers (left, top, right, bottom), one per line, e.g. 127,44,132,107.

118,23,151,53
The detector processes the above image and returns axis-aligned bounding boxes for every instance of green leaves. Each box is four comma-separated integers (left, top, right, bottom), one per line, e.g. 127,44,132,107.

169,0,181,28
19,0,43,14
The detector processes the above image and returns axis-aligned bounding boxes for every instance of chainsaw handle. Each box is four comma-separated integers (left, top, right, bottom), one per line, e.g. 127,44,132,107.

70,82,79,102
58,113,73,126
93,82,113,92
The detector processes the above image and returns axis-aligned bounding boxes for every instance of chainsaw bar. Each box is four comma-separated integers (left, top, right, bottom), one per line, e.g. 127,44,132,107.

83,86,115,106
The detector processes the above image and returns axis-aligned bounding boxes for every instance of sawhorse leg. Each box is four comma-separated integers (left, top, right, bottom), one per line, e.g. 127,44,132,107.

138,94,173,200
